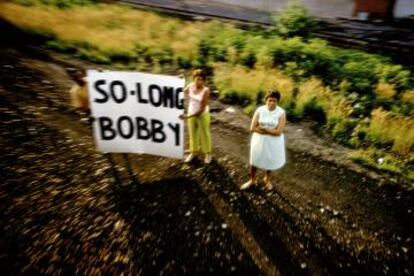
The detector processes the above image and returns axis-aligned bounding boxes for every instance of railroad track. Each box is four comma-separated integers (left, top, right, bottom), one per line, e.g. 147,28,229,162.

118,0,271,25
315,17,414,64
117,0,414,66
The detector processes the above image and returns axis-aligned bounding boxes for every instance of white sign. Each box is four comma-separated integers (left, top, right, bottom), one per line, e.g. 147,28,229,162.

87,70,185,159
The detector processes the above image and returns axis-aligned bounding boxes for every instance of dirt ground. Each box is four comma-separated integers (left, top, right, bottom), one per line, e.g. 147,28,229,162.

0,24,413,275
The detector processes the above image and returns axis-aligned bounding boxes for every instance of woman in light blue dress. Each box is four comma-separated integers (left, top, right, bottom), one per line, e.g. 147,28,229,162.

241,91,287,191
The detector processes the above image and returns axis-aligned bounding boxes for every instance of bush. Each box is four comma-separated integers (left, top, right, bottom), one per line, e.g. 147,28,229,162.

302,100,326,123
394,90,414,116
268,37,305,68
331,119,358,145
342,61,377,94
377,64,412,91
46,40,77,53
243,103,257,116
76,48,110,64
107,49,136,64
196,21,246,66
272,0,317,38
375,82,397,100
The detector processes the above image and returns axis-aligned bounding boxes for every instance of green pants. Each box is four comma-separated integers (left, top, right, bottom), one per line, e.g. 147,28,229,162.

188,112,212,154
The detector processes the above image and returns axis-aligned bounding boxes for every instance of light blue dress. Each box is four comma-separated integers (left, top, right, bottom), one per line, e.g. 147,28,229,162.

250,105,286,170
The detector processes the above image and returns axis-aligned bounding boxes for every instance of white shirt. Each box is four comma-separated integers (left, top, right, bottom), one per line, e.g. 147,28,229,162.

188,83,209,115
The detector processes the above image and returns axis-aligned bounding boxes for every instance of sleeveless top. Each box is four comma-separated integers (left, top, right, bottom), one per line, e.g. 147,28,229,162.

256,105,285,131
188,83,209,115
250,105,286,170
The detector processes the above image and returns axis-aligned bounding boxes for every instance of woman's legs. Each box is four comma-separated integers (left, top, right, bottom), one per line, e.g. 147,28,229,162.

264,170,271,182
187,116,200,153
185,116,199,162
241,165,257,190
250,165,257,183
242,167,275,191
199,112,212,163
186,113,212,162
264,170,273,190
198,112,212,154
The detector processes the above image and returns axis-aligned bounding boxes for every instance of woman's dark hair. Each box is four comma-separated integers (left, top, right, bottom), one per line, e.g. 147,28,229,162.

265,90,281,102
71,69,86,86
192,69,206,80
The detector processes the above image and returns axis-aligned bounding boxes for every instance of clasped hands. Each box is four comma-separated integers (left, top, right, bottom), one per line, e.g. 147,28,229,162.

253,126,282,136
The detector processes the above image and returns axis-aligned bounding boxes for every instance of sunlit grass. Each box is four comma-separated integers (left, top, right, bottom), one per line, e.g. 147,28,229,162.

213,63,294,108
294,77,326,115
367,108,414,156
0,2,201,63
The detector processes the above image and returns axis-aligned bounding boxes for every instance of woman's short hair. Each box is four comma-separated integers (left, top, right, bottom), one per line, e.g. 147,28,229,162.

192,69,206,80
73,69,86,86
265,90,281,101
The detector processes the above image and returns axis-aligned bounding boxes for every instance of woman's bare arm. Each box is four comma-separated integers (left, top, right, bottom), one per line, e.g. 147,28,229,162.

179,83,192,120
262,113,286,136
183,83,191,97
250,110,266,134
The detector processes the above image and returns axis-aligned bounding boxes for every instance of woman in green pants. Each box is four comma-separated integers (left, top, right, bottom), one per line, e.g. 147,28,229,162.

180,69,212,164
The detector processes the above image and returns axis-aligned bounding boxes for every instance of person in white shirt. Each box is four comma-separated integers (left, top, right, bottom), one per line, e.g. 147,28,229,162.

241,91,287,191
180,69,212,164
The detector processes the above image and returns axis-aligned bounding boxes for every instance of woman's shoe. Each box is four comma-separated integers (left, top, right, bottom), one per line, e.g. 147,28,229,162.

264,183,273,191
240,180,255,191
184,153,196,163
263,177,273,191
204,154,212,164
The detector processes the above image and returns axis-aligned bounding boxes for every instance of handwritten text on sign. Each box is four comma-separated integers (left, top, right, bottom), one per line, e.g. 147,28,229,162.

87,70,185,158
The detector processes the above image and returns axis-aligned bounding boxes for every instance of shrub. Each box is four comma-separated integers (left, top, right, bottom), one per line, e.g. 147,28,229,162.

331,119,358,145
375,82,396,100
377,64,412,91
271,0,317,38
243,104,257,116
401,90,414,104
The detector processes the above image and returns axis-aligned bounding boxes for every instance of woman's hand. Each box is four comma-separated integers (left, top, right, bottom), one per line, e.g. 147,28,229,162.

272,130,282,136
253,126,267,135
268,129,282,136
256,127,282,136
179,114,188,120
